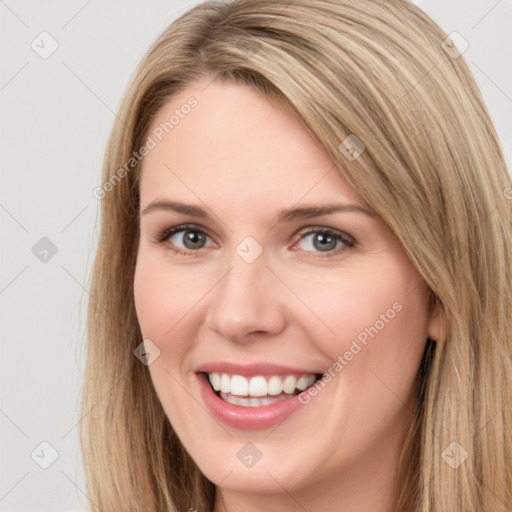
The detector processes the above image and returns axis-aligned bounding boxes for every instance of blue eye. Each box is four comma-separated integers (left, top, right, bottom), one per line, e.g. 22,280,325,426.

296,228,355,256
156,224,214,253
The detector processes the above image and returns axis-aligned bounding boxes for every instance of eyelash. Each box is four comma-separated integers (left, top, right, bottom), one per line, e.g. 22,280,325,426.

153,223,356,258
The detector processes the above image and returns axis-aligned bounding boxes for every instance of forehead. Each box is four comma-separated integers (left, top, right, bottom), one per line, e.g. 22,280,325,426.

139,80,363,211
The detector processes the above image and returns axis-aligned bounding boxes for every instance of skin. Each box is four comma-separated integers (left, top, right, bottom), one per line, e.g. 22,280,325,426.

133,79,442,512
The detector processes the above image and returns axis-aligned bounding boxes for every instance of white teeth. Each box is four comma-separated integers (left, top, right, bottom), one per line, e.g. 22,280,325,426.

220,373,230,393
210,372,221,391
248,376,267,396
296,376,311,391
207,372,317,397
230,375,249,396
283,375,297,394
220,392,290,407
267,375,283,395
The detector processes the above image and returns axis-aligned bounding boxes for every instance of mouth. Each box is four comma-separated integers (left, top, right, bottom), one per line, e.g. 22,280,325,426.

195,362,326,429
201,371,323,408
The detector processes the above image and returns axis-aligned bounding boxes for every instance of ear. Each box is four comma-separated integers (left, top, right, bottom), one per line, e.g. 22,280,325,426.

427,296,445,342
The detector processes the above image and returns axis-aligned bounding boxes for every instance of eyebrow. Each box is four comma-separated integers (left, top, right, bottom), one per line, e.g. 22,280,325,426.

141,199,376,223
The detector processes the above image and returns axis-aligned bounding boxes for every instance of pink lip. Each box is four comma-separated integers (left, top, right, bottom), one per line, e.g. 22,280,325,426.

196,372,313,430
196,361,320,377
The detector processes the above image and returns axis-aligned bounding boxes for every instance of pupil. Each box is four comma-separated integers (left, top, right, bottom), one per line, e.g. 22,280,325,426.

314,233,336,252
184,231,205,249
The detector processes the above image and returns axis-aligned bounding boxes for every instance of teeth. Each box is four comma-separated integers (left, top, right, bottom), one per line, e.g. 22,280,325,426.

283,375,296,394
220,373,230,393
220,392,291,407
207,372,317,397
232,375,249,395
296,375,312,391
248,376,267,396
267,375,283,395
209,372,221,391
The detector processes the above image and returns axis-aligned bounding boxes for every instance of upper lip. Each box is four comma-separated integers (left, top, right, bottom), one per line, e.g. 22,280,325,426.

196,361,322,377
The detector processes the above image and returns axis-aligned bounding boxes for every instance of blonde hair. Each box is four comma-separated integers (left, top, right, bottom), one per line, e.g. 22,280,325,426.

82,0,512,510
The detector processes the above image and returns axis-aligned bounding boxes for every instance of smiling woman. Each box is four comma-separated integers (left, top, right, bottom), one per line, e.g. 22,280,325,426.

82,1,512,511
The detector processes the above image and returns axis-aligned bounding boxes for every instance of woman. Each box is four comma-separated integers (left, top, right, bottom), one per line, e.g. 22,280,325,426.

82,0,512,510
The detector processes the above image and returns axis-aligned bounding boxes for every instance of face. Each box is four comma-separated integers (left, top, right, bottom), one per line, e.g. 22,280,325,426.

134,79,440,505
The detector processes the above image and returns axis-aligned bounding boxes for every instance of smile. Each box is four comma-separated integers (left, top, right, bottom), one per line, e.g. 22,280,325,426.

195,363,323,430
208,372,319,407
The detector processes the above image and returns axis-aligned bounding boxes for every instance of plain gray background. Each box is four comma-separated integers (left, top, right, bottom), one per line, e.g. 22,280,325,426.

1,1,511,510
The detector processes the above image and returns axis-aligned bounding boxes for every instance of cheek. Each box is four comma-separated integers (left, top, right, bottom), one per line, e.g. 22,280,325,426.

133,265,172,339
287,264,429,451
133,258,208,423
133,255,208,343
291,261,430,384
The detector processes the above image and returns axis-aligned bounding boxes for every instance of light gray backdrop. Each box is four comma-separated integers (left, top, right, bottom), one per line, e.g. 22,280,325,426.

1,1,511,510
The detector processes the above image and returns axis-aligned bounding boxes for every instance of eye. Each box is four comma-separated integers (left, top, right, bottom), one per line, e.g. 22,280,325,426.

295,227,355,257
154,224,215,254
153,224,355,258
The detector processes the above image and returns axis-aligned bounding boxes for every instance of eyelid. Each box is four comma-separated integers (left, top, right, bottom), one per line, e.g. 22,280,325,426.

296,225,355,244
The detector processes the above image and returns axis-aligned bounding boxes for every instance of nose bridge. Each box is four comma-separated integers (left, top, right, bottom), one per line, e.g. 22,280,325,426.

205,242,286,341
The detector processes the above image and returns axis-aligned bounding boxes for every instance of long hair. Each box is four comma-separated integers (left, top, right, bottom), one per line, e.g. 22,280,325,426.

82,1,512,510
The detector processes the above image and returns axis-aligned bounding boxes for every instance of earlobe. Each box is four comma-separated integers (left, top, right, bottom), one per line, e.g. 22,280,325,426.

427,298,445,342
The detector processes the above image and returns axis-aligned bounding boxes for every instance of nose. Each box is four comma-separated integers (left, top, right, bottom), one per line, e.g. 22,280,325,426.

204,250,287,343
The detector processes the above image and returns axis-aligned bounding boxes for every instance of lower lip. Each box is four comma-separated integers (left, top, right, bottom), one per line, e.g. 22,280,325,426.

197,373,311,430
